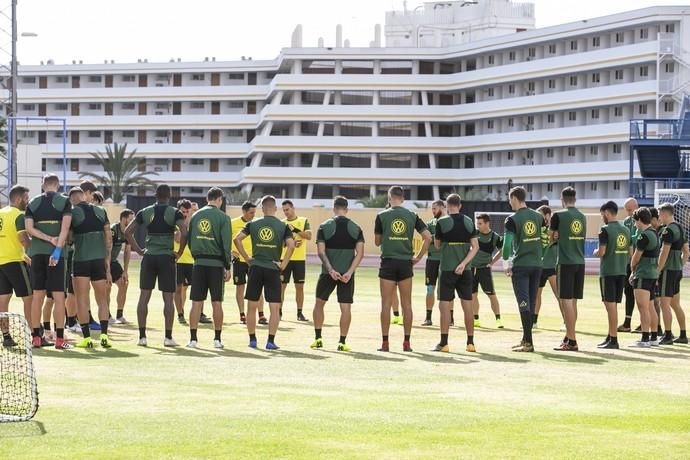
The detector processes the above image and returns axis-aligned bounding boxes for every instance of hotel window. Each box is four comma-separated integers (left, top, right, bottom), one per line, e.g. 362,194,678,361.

639,104,648,115
301,91,325,105
122,131,135,138
591,109,600,119
548,79,555,89
380,61,412,74
228,73,244,80
487,55,494,65
590,145,598,156
547,183,553,192
508,118,514,127
640,28,649,39
341,61,374,74
191,74,205,80
487,87,494,97
379,154,411,168
379,91,411,105
507,151,514,160
88,103,102,110
639,66,649,77
665,63,675,73
567,147,576,157
547,114,555,123
526,150,534,159
665,24,675,33
190,102,205,109
121,103,136,110
379,122,413,137
487,120,494,129
487,152,493,162
615,69,624,80
189,130,204,138
664,101,675,112
570,40,578,51
189,159,204,166
156,103,169,109
592,36,600,47
615,32,624,43
22,104,36,111
121,75,136,82
88,131,101,138
590,182,598,191
613,181,621,190
527,81,535,93
228,101,244,109
88,75,102,83
508,51,516,61
527,47,536,58
341,90,374,105
613,144,622,154
592,73,600,83
614,106,623,117
154,130,167,137
526,184,533,193
55,76,69,83
568,111,577,121
546,148,554,158
508,84,515,94
341,122,372,136
227,130,243,137
569,75,578,86
548,44,556,54
55,103,68,111
22,76,36,84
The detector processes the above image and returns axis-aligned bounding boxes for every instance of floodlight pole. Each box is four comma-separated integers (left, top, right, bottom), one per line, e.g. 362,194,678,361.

10,0,18,186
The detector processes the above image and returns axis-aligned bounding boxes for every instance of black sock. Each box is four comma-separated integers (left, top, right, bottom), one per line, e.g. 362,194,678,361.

519,311,533,344
116,309,123,319
81,323,90,339
32,327,40,338
339,336,346,344
139,327,146,339
495,314,501,320
680,330,687,339
664,330,673,339
190,329,198,341
249,333,257,341
56,328,64,339
178,312,184,318
440,333,448,346
609,335,618,344
568,339,577,346
467,335,474,345
165,329,172,340
240,312,246,318
474,314,479,320
43,321,50,332
425,310,432,321
67,316,77,327
404,334,410,342
258,311,265,318
382,335,388,342
100,320,108,335
393,311,399,317
214,330,221,341
533,313,539,323
651,331,658,341
642,332,650,342
268,334,276,343
297,309,303,314
315,329,322,340
623,316,632,328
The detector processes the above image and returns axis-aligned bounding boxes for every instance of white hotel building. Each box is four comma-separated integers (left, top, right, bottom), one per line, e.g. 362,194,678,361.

4,1,690,206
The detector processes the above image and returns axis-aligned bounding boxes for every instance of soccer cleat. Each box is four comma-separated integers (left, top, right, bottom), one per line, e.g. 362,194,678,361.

512,343,534,352
432,343,449,353
473,319,481,328
673,336,688,344
3,336,17,348
258,317,268,325
108,317,117,325
177,315,188,325
100,334,112,348
597,338,610,347
76,337,94,349
186,340,198,349
402,341,413,352
377,341,389,352
512,340,526,350
54,338,72,350
44,330,55,342
199,314,212,324
617,324,631,333
213,340,224,349
310,338,323,349
466,343,476,353
421,319,433,326
297,312,309,322
115,316,130,325
137,337,148,347
391,315,402,325
632,325,642,333
496,318,505,329
649,339,660,347
553,342,578,351
629,340,651,348
89,320,101,331
67,323,82,333
40,336,54,347
265,341,280,351
163,338,179,347
248,339,257,349
337,343,352,352
598,341,619,349
658,336,675,346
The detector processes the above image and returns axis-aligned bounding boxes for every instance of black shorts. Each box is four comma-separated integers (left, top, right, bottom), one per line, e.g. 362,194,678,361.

600,275,625,303
30,254,66,293
425,259,440,286
140,254,176,293
190,265,225,302
72,259,107,281
110,261,124,283
315,273,355,304
634,278,657,299
539,268,556,288
438,270,473,301
557,264,585,300
0,262,32,297
658,270,682,298
281,260,306,284
246,265,282,303
233,260,249,286
379,258,414,282
471,266,495,295
176,263,193,287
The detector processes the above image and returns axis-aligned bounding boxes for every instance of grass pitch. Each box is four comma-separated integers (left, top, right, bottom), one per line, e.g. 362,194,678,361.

1,262,689,459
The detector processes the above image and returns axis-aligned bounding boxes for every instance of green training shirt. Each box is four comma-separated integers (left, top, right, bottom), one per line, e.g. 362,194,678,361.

188,205,232,269
374,206,427,260
110,222,127,262
660,222,685,272
598,221,631,277
71,202,109,262
550,207,586,265
426,217,441,262
435,213,477,272
25,192,72,257
242,216,292,271
471,230,502,268
505,207,544,268
316,216,364,274
135,203,184,256
634,227,659,280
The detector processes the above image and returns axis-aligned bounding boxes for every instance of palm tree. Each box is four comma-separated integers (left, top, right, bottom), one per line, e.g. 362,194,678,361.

79,143,158,203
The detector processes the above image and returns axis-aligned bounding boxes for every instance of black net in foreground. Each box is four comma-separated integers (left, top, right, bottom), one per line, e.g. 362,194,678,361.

0,312,39,422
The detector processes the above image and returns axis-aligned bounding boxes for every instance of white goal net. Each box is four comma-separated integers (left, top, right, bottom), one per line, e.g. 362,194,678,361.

655,189,690,276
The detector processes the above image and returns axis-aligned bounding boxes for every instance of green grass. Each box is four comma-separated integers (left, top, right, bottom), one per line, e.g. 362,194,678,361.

1,262,690,459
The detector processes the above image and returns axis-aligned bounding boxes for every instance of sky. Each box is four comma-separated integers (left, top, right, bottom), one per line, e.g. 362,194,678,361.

6,0,690,65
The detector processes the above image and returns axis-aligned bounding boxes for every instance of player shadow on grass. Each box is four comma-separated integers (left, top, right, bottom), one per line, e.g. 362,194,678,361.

319,349,406,363
268,349,329,360
540,352,608,365
33,349,139,360
579,350,655,364
0,420,46,438
621,349,689,360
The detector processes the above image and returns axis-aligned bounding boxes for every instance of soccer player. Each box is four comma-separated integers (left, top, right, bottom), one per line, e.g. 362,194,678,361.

534,205,562,329
433,194,479,352
618,197,639,332
69,185,113,349
421,200,445,327
234,195,294,350
25,173,72,348
231,201,266,325
174,200,195,325
657,203,689,344
187,187,232,349
310,196,364,351
629,207,659,348
593,201,631,349
550,186,586,352
375,186,431,352
126,184,187,347
502,187,544,352
0,185,33,348
108,209,133,324
280,200,311,322
471,214,504,329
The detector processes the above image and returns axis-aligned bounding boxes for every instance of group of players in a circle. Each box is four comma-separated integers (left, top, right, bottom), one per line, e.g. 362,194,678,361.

0,174,687,353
